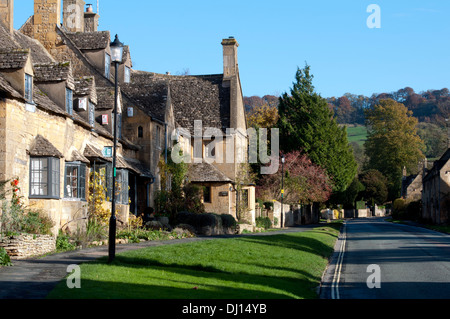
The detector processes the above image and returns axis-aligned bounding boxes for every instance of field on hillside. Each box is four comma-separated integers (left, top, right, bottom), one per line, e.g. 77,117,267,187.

346,125,368,147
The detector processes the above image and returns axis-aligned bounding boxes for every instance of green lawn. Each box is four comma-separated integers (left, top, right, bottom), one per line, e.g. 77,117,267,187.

47,224,341,300
347,125,368,147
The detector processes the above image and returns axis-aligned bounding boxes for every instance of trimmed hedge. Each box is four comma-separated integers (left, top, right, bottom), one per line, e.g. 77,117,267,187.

175,211,237,235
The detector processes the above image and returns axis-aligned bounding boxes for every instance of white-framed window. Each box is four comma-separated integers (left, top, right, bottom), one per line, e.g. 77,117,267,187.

64,162,86,200
30,157,60,199
105,53,111,78
25,73,33,103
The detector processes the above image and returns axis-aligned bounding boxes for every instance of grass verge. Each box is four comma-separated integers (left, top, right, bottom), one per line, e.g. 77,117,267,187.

47,224,342,300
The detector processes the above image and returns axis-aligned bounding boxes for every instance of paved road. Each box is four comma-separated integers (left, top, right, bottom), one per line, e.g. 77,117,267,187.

0,226,316,299
321,218,450,299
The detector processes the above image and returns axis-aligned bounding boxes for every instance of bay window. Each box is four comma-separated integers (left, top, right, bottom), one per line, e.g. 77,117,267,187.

29,157,60,199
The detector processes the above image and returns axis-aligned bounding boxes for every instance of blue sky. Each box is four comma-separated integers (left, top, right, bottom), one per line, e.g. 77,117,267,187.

13,0,450,98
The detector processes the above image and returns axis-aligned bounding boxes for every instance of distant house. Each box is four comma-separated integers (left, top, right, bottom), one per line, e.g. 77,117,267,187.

401,162,425,201
422,149,450,225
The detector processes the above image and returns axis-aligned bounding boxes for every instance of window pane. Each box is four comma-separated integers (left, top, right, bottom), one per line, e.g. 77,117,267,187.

30,158,48,196
52,158,60,197
25,74,33,102
66,88,73,115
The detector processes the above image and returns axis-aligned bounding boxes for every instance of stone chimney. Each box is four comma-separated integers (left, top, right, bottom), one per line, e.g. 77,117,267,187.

33,0,61,51
84,4,99,32
221,37,246,131
0,0,14,33
221,36,239,80
63,0,86,32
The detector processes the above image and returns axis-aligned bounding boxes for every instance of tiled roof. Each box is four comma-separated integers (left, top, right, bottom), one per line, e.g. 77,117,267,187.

0,49,29,70
83,144,111,162
0,24,19,50
33,62,75,90
188,162,232,183
170,74,230,134
28,135,64,158
13,30,55,64
122,71,231,132
121,71,168,120
124,157,153,178
68,148,90,164
66,31,110,50
96,86,122,110
74,76,97,104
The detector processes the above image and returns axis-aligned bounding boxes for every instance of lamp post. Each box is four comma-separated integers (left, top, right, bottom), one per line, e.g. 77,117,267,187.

281,154,285,229
108,34,124,263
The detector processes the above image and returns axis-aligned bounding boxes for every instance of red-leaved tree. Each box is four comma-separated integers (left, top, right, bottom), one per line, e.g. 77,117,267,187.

256,151,332,205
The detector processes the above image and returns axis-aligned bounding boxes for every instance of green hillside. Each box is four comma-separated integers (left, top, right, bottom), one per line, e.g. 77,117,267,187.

347,125,368,147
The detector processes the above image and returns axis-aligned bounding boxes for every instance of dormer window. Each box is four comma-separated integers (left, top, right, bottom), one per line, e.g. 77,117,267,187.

105,53,111,78
124,66,131,83
66,88,73,115
25,73,33,103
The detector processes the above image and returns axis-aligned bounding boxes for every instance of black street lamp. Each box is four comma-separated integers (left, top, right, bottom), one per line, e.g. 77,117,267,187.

281,154,285,229
108,34,124,263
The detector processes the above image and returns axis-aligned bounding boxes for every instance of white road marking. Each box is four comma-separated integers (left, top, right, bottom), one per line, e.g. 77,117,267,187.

331,222,347,300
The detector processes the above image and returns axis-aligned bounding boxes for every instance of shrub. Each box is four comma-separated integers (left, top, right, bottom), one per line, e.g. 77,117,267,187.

392,198,407,220
220,214,237,229
21,211,54,236
0,247,12,267
255,217,272,230
56,231,76,252
175,211,233,235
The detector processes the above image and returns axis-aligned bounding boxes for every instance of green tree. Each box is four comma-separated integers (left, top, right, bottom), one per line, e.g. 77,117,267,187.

277,64,357,192
364,99,425,199
359,170,389,205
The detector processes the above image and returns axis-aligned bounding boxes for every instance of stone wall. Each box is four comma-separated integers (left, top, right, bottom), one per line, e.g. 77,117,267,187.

0,234,56,260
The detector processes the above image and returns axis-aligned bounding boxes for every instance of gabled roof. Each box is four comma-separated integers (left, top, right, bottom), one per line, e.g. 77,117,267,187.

121,70,169,121
0,49,30,70
28,135,64,158
188,162,232,183
33,62,75,89
13,30,55,64
66,31,110,50
121,71,231,133
170,74,230,134
74,76,97,104
96,86,122,110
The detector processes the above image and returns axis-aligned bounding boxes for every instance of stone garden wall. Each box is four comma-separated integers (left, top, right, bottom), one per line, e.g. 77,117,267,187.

0,234,56,260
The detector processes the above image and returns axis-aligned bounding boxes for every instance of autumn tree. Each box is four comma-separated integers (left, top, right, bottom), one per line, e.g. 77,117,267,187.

277,64,357,193
364,99,425,199
257,151,332,205
246,103,280,129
